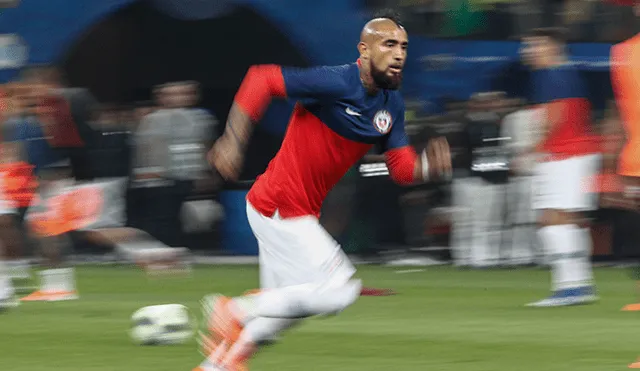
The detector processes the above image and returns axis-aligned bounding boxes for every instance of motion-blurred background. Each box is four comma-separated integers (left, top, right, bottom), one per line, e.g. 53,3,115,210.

2,1,640,370
1,0,633,265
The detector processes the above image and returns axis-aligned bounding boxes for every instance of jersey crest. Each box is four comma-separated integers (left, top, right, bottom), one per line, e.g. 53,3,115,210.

373,110,392,134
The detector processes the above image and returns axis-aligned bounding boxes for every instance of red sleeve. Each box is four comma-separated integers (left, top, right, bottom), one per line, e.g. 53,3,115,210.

384,145,418,185
234,65,287,122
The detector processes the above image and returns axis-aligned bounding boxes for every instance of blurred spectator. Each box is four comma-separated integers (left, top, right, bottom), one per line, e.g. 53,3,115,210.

368,0,638,42
470,0,516,39
442,0,487,37
132,101,155,130
501,98,540,265
131,81,218,246
90,104,132,179
590,0,638,42
451,92,509,267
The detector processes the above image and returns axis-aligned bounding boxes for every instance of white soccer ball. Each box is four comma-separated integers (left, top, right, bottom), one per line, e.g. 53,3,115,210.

130,304,195,345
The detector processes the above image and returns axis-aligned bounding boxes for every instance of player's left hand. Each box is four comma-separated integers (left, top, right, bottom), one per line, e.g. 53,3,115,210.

426,137,451,180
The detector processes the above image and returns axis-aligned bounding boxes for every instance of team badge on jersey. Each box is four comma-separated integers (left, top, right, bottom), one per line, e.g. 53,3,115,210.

373,110,392,134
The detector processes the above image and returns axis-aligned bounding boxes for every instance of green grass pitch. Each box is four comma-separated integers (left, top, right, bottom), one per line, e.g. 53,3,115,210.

2,265,640,371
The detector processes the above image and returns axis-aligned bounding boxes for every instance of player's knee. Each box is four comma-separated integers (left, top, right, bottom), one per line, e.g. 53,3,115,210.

317,278,362,314
243,317,300,345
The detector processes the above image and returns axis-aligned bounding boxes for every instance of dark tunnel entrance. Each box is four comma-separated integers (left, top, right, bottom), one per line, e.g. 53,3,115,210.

61,1,310,179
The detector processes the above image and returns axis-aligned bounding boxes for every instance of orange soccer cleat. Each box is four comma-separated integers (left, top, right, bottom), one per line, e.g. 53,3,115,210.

197,295,246,358
629,357,640,368
622,303,640,311
20,290,79,302
194,293,251,371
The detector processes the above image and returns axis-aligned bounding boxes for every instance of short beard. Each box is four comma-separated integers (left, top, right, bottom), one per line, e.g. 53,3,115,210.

371,61,402,90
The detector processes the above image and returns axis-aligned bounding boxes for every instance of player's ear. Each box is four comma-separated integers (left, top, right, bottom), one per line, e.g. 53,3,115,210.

357,42,369,60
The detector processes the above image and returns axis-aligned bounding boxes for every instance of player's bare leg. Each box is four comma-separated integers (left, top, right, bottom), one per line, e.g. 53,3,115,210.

20,176,79,302
0,196,29,306
20,232,78,302
0,143,36,288
0,215,18,309
3,214,33,286
527,209,596,307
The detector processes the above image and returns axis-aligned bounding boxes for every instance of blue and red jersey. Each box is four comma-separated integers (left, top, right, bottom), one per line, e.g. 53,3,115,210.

234,62,418,218
531,65,599,158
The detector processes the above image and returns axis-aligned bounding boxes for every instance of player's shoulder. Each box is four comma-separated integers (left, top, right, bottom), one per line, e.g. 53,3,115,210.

137,111,166,132
555,64,587,94
143,110,166,121
548,64,581,81
285,63,356,93
315,63,356,77
311,63,358,96
535,64,584,98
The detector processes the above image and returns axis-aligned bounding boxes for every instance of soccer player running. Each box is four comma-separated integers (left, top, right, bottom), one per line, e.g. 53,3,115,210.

194,12,452,371
520,28,600,307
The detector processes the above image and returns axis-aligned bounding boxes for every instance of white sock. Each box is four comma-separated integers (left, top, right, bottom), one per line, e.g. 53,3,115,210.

572,227,594,288
0,260,14,299
539,225,591,292
40,268,76,293
539,225,567,291
8,259,31,279
235,279,362,320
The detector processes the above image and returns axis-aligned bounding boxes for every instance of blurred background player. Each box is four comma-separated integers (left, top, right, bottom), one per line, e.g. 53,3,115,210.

0,83,38,292
195,12,452,371
459,92,510,268
521,28,601,307
6,66,94,301
0,84,22,309
132,81,218,247
608,8,640,313
501,97,540,267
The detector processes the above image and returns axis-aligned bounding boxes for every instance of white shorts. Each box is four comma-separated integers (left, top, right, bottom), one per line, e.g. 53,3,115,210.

246,201,356,290
533,154,601,211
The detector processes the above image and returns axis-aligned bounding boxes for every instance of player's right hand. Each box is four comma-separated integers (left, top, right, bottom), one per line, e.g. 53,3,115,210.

207,135,244,182
426,137,451,180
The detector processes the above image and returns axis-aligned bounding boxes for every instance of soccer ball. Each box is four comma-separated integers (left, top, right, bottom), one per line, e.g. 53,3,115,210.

130,304,195,345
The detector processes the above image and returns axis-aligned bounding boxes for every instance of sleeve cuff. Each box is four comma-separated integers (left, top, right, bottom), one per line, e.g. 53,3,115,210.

420,149,429,181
